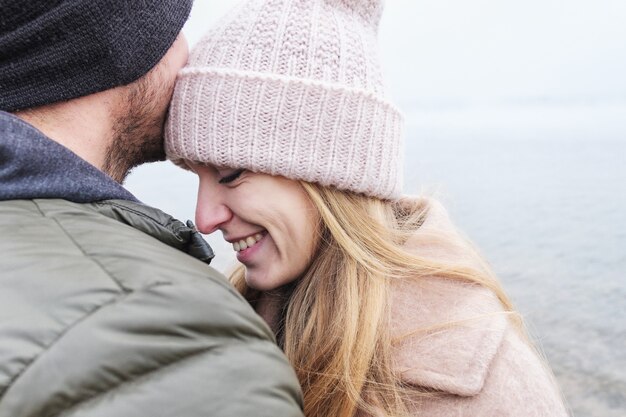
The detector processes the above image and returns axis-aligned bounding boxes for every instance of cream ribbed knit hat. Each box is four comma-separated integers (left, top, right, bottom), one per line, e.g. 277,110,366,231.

165,0,404,199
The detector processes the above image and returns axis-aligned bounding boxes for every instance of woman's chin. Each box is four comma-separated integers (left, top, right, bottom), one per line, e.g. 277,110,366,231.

244,270,296,292
244,273,276,292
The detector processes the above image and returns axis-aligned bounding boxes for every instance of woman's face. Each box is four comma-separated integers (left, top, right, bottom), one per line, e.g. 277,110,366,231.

187,162,320,291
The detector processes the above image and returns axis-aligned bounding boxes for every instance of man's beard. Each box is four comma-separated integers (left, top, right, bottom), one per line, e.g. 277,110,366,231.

103,65,174,183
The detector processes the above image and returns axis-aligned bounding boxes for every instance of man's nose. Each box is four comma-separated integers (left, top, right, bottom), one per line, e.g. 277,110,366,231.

195,187,233,235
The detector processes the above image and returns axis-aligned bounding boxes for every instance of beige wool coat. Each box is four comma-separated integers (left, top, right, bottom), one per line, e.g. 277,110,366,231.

257,199,569,416
385,200,569,416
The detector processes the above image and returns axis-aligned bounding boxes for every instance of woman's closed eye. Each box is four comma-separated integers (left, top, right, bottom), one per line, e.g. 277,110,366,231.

218,169,245,184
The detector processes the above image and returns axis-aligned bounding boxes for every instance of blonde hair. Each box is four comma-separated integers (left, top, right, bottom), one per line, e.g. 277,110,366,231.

231,182,523,417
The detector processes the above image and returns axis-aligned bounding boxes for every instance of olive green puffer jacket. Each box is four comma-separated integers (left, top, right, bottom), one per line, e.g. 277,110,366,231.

0,198,304,417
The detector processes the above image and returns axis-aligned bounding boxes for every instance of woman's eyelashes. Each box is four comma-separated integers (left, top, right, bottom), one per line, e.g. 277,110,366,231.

218,169,245,184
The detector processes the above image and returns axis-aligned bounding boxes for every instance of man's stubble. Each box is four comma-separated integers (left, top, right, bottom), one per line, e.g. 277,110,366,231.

104,61,176,183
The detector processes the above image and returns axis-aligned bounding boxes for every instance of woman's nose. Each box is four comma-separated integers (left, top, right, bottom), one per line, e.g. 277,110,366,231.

195,188,233,235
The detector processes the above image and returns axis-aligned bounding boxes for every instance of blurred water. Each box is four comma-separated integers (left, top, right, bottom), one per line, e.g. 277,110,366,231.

126,103,626,417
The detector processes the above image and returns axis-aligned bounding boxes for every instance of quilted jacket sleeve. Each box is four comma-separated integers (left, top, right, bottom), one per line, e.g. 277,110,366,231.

0,200,304,417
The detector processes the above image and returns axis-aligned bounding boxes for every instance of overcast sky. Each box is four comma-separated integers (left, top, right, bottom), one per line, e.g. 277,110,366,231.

182,0,626,106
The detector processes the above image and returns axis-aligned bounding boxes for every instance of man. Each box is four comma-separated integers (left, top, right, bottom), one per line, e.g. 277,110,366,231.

0,1,303,416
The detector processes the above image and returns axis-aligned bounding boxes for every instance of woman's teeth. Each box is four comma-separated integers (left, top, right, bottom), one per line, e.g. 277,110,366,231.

233,233,264,252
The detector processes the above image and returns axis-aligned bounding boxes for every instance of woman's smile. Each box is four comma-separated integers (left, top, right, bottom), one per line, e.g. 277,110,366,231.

187,162,319,291
230,231,268,264
230,231,265,252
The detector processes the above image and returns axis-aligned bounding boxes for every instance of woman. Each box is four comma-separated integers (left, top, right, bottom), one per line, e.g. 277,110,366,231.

165,0,568,416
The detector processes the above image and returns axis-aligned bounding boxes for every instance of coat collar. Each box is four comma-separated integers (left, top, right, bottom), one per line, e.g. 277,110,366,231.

90,199,215,265
390,277,507,396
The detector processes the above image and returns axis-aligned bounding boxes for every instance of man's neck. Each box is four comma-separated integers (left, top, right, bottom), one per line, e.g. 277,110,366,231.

14,91,118,172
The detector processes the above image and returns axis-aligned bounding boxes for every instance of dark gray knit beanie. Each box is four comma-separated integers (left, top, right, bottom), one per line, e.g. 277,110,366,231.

0,0,193,112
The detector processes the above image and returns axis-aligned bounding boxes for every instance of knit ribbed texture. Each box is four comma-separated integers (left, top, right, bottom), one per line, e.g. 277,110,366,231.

0,0,192,112
165,0,404,199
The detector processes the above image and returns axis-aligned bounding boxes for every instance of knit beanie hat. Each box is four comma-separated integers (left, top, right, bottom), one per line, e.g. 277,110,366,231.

0,0,193,112
165,0,404,199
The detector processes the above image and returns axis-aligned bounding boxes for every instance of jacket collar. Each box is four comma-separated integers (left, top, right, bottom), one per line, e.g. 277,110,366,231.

90,199,215,265
0,111,138,203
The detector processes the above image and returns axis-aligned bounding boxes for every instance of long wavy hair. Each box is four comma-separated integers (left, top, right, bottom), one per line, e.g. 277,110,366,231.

230,182,524,417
